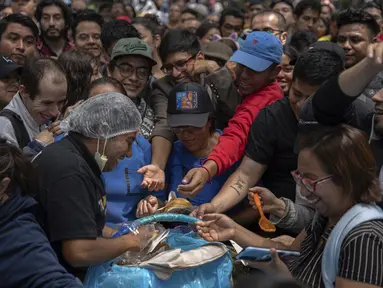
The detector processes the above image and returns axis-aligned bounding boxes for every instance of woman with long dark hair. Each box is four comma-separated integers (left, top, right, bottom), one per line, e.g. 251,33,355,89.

58,50,97,114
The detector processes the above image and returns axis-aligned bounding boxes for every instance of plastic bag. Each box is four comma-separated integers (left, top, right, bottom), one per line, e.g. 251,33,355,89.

84,228,232,288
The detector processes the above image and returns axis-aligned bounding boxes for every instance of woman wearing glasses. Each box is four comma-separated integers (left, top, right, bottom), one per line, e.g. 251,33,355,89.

196,125,383,288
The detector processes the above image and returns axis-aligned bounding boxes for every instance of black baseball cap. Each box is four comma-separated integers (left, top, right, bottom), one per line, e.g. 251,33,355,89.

167,83,214,128
0,56,22,79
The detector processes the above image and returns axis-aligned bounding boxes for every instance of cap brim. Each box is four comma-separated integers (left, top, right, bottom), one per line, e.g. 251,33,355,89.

112,53,157,66
230,50,273,72
167,113,209,128
0,64,22,79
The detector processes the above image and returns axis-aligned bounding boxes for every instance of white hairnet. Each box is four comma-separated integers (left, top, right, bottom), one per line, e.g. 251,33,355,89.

61,92,141,139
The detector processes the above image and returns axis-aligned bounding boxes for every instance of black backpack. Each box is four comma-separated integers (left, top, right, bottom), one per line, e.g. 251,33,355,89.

0,109,30,148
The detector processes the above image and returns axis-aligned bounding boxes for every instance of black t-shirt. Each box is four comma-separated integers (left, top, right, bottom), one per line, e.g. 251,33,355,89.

34,132,106,279
245,97,298,202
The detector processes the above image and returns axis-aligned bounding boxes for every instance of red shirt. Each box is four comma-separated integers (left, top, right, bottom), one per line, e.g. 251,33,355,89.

206,81,283,175
37,38,73,57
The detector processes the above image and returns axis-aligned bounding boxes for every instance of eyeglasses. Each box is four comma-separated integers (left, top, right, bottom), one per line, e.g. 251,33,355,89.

291,170,332,193
115,63,150,80
161,56,194,76
170,126,204,134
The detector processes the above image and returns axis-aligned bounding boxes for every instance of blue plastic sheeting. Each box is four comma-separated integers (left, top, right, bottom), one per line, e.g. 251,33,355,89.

84,229,232,288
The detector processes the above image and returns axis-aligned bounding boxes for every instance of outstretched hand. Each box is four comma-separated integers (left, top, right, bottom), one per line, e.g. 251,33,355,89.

138,164,165,192
177,167,209,197
190,203,217,220
196,213,236,242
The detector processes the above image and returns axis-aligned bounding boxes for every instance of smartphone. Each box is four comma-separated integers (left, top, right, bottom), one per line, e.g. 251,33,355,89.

236,246,300,262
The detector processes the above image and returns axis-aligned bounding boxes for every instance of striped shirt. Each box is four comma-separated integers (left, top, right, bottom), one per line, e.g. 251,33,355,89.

288,216,383,287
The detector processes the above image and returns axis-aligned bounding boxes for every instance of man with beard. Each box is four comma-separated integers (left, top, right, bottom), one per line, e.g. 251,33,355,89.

0,13,38,66
72,11,104,77
35,0,72,58
293,0,321,34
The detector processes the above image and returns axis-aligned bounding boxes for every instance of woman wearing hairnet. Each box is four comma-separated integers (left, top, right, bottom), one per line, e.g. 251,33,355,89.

33,93,155,281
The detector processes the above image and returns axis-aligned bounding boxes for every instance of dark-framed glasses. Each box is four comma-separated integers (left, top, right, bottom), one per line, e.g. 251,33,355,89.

115,63,150,80
161,56,194,76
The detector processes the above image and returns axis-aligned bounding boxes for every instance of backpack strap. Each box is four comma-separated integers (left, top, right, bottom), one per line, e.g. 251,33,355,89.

322,204,383,288
0,109,30,148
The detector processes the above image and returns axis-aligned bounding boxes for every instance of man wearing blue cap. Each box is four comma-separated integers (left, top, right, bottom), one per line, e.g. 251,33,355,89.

178,31,283,200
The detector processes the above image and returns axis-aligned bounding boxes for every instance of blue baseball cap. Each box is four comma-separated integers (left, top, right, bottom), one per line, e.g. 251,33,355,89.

230,31,283,72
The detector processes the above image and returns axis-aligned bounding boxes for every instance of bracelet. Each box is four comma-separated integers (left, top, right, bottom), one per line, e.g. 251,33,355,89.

199,166,212,184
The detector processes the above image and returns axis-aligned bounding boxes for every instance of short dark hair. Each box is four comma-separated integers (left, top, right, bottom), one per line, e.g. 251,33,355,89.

219,7,245,28
72,11,104,39
58,50,93,110
0,13,39,40
21,58,66,100
337,8,380,38
293,49,343,86
195,21,218,39
159,29,201,62
294,0,321,18
252,9,287,31
87,76,126,97
131,14,162,36
270,0,294,10
181,8,200,20
35,0,72,29
300,125,381,204
289,31,318,53
101,19,140,54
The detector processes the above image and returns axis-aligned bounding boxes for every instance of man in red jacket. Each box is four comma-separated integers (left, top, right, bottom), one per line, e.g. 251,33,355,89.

178,31,283,197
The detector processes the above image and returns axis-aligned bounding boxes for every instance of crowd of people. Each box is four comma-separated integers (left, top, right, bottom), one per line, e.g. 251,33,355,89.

0,0,383,287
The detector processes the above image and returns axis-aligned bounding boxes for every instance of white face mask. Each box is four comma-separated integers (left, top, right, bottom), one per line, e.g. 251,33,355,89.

94,138,108,171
